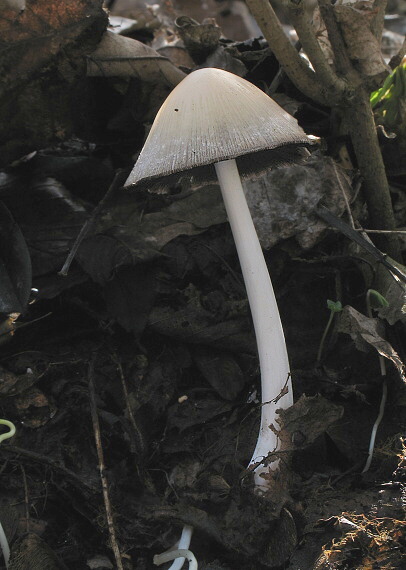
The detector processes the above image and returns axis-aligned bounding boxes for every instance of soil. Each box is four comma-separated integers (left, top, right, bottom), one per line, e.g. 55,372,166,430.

0,1,405,569
0,213,405,569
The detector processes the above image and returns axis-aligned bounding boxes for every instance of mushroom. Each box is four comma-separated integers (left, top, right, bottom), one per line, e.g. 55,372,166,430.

125,67,312,489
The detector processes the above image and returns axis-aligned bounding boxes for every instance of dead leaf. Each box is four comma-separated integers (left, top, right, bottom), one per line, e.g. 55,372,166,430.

9,533,67,570
377,279,406,325
337,305,405,382
175,15,221,63
14,386,56,428
312,7,335,67
148,284,256,354
0,0,107,164
193,345,245,400
1,177,89,276
77,184,227,282
108,0,161,32
167,397,233,433
87,30,186,85
0,201,32,313
103,264,157,336
0,365,37,397
334,1,390,78
0,0,106,87
278,394,344,448
243,155,353,250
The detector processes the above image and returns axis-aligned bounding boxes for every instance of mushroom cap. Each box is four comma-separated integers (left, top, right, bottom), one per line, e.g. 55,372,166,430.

125,67,312,190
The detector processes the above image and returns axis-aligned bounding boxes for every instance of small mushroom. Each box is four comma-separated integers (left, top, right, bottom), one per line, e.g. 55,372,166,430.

125,67,312,489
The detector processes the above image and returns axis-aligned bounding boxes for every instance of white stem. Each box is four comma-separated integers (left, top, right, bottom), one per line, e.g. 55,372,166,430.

0,520,10,569
215,159,293,489
168,525,193,570
154,549,197,569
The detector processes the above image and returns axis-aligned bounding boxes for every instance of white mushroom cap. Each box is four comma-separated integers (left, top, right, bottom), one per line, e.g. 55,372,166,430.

125,67,311,189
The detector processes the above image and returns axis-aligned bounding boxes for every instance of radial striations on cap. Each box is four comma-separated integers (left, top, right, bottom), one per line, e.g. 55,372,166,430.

125,67,311,189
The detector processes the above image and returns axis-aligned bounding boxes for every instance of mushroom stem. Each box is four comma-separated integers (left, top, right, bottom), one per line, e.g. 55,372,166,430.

214,159,293,487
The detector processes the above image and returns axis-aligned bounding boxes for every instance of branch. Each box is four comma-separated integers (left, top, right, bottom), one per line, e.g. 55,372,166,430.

371,0,388,40
389,36,406,70
317,0,353,77
245,0,327,105
288,1,347,98
88,358,125,570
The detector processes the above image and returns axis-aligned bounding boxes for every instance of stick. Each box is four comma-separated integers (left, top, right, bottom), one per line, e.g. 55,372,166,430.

88,358,124,570
59,170,127,277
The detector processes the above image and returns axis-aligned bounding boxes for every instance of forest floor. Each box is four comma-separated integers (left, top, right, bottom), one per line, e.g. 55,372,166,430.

0,1,405,569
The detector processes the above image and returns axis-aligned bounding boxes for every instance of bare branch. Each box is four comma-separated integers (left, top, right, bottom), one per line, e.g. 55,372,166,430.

288,1,346,98
88,358,125,570
317,0,353,77
389,36,406,69
245,0,327,105
371,0,388,40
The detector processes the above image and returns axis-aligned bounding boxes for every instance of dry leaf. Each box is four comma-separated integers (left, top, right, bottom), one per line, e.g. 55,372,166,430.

312,7,335,67
0,0,106,89
337,305,405,382
0,0,107,164
175,15,221,63
244,155,353,250
334,1,390,77
87,30,185,86
278,394,344,447
378,280,406,325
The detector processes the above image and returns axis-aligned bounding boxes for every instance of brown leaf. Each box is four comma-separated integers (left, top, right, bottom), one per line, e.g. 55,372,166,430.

175,15,221,63
9,533,68,570
87,30,186,86
0,0,106,89
0,365,37,397
312,7,335,67
278,394,344,448
148,284,256,354
334,1,389,77
193,345,245,400
244,155,353,250
14,386,56,428
337,305,406,382
0,0,107,164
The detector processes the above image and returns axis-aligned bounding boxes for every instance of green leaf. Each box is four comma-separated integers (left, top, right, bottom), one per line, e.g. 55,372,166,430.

368,289,389,309
327,300,342,313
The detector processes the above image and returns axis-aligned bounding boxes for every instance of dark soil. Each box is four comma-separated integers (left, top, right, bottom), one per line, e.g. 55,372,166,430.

0,207,405,569
0,2,405,570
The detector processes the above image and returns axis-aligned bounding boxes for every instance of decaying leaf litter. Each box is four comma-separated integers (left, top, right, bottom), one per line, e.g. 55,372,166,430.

0,0,405,569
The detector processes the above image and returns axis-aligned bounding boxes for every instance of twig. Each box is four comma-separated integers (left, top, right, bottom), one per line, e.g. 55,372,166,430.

20,465,30,533
317,206,406,283
316,310,335,365
352,229,406,235
2,445,99,492
371,0,388,40
245,0,326,104
389,37,406,70
332,161,355,228
317,0,353,77
115,357,146,455
288,1,346,97
88,358,124,570
59,170,127,277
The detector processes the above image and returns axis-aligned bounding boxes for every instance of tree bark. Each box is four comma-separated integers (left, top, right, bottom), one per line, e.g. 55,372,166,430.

245,0,327,105
344,87,400,259
246,0,402,261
